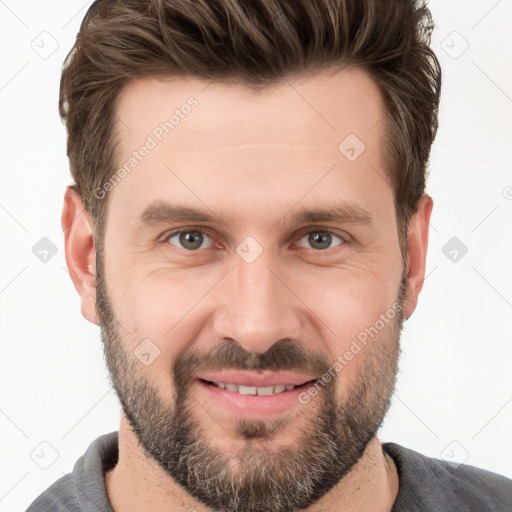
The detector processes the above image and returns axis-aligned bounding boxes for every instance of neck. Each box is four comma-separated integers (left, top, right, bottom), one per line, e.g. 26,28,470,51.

105,413,399,512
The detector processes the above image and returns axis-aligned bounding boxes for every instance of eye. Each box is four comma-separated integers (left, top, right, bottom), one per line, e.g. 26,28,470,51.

296,230,345,251
165,229,214,251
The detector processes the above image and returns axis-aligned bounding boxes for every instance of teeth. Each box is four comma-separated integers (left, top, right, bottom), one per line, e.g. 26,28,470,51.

238,385,257,395
211,382,298,395
256,386,274,396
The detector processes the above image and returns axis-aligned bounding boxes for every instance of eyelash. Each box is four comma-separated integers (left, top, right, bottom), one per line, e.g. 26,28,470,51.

161,227,349,255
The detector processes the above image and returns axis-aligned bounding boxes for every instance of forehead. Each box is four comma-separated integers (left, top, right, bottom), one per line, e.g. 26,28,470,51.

114,67,385,153
108,67,393,227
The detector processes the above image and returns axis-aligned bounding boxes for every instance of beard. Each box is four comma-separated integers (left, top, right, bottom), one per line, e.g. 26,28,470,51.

96,251,406,512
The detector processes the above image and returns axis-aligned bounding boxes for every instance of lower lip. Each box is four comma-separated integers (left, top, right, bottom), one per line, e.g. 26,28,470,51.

195,379,315,419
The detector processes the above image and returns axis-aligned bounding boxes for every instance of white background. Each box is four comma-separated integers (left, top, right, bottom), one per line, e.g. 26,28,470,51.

1,1,511,510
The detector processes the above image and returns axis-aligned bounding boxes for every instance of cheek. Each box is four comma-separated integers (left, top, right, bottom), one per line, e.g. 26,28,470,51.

315,282,401,402
111,269,223,368
304,262,401,356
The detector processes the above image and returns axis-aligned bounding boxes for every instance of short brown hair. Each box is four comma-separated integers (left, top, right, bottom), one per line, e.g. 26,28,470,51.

60,0,441,263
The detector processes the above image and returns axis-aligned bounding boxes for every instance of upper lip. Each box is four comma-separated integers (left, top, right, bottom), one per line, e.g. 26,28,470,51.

196,371,316,388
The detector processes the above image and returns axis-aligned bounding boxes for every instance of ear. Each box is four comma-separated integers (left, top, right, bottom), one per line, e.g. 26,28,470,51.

403,194,434,320
61,186,99,325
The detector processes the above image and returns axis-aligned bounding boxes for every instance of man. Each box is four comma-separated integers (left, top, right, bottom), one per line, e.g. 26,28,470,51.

27,0,512,511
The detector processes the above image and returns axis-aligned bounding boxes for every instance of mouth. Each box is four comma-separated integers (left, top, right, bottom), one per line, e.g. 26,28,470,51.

198,379,315,396
195,373,318,419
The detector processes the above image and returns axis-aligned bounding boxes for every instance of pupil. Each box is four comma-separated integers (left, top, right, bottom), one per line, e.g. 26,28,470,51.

309,231,331,250
180,231,203,250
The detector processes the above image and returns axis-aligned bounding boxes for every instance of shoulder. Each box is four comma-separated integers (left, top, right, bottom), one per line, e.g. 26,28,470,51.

25,473,80,512
383,442,512,512
25,432,118,512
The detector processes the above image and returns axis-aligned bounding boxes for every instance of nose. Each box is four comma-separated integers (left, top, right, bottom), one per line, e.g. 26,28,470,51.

212,247,303,354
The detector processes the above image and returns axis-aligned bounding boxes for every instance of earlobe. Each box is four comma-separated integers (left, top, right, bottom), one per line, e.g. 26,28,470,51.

61,186,99,325
403,194,434,320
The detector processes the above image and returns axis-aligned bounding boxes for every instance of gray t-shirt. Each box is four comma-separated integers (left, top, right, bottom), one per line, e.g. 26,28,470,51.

26,431,512,511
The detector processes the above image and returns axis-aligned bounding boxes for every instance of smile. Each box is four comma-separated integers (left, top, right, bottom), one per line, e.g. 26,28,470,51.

203,380,298,395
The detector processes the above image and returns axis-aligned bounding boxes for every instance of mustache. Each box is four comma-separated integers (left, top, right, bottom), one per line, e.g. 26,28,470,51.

172,338,332,388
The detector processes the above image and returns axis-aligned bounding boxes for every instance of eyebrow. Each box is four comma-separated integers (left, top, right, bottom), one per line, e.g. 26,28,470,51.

135,201,374,230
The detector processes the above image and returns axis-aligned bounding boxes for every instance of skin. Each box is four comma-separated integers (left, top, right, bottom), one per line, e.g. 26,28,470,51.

62,66,433,511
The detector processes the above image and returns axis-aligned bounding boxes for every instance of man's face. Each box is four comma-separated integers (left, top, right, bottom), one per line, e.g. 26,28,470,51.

96,68,407,511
